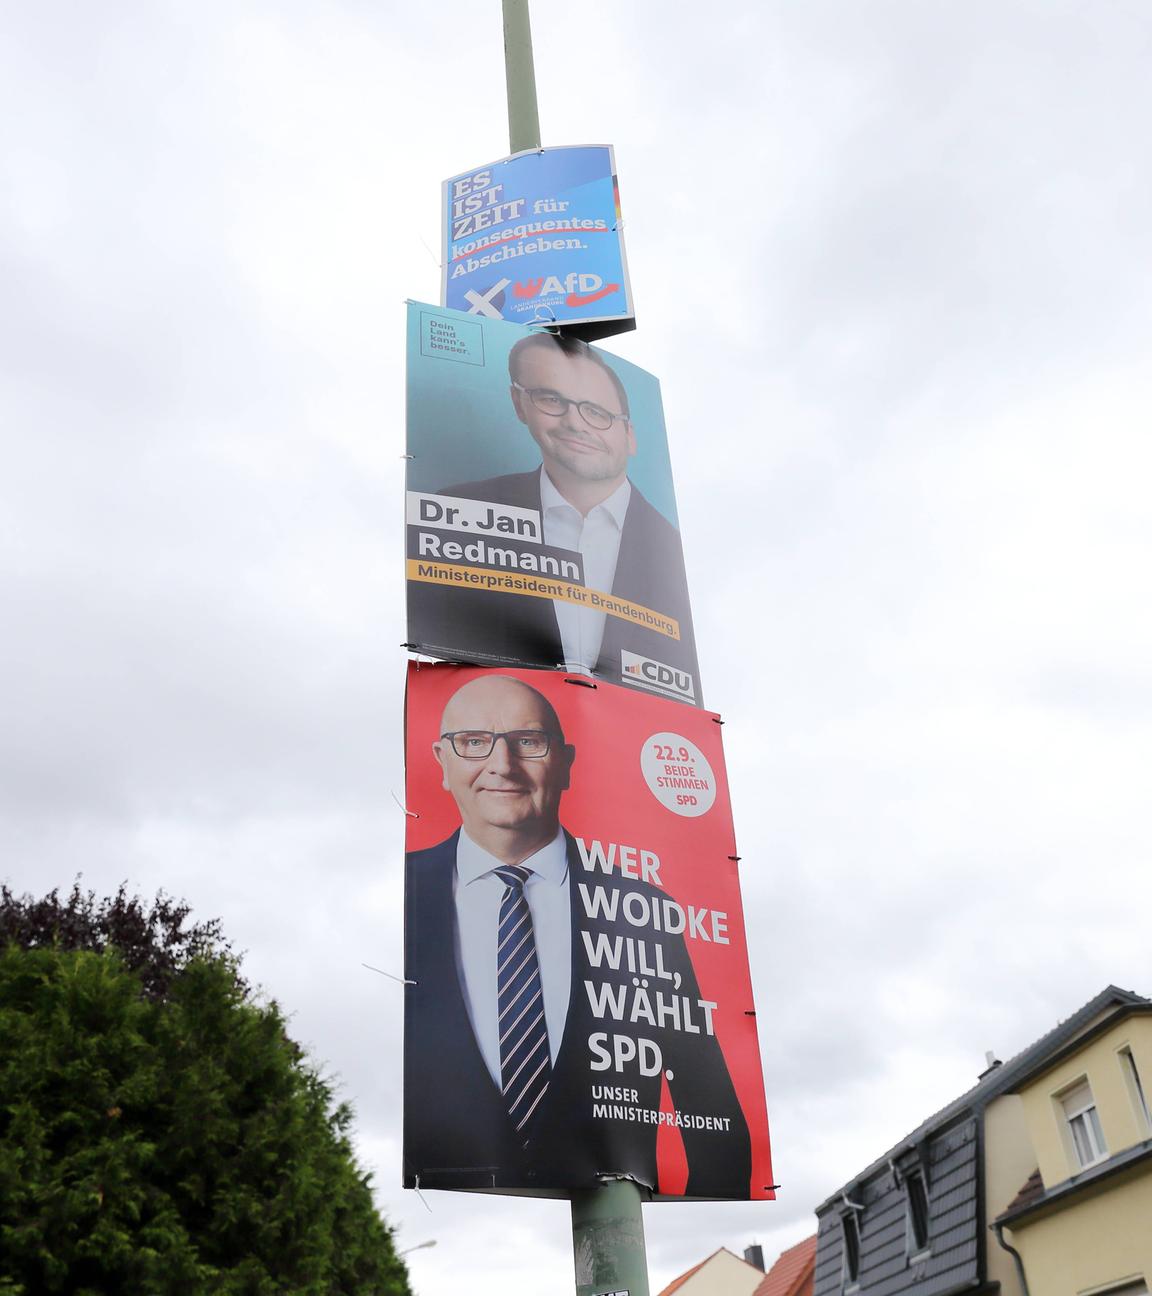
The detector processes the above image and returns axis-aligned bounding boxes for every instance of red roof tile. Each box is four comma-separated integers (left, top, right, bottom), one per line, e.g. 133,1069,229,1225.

753,1235,817,1296
656,1250,719,1296
998,1168,1045,1220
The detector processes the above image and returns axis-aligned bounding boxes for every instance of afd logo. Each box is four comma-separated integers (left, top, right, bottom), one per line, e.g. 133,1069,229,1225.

512,272,618,308
620,651,696,702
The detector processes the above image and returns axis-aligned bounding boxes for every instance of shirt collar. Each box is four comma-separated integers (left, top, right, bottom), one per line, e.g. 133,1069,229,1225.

539,465,631,529
457,827,569,887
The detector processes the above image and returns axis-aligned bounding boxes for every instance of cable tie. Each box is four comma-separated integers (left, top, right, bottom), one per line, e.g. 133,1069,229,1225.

391,790,418,819
415,232,440,268
362,963,416,986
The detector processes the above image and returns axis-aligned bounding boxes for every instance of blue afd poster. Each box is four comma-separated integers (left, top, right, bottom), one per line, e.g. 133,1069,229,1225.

441,146,634,343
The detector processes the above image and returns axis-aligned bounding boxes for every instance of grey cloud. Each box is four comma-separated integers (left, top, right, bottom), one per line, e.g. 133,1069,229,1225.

4,5,1152,1296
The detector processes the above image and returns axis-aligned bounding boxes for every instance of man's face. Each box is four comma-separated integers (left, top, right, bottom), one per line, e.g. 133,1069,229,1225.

510,345,636,486
433,677,575,841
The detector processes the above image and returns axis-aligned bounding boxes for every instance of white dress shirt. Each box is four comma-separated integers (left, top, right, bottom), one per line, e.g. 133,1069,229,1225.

539,467,631,673
453,828,573,1087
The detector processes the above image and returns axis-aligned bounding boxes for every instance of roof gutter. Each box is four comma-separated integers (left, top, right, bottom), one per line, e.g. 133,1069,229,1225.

991,1221,1030,1296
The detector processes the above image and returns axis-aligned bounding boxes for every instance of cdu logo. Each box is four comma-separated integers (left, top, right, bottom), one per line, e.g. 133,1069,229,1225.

620,651,695,702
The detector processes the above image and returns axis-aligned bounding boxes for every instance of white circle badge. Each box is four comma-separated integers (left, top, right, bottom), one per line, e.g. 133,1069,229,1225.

640,732,717,817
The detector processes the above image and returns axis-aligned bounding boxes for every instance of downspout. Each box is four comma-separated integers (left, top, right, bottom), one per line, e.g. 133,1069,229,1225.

992,1222,1030,1296
974,1113,987,1282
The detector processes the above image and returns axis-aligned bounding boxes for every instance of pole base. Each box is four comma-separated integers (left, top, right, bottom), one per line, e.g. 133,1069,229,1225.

570,1178,651,1296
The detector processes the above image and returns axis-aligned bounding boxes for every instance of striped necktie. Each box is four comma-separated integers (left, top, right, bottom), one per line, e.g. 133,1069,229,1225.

494,864,551,1136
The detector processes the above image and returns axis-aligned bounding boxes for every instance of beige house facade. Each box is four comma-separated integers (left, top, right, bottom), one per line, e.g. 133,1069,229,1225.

994,998,1152,1296
657,1248,767,1296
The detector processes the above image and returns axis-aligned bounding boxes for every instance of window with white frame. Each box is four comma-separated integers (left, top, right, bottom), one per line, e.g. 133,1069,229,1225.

1061,1079,1108,1169
1119,1047,1152,1133
903,1167,930,1255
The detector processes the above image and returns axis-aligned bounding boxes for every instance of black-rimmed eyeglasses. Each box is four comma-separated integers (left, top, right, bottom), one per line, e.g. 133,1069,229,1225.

511,382,629,433
440,729,559,760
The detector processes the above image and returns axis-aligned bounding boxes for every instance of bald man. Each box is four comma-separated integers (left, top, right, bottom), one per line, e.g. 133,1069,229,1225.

402,675,750,1198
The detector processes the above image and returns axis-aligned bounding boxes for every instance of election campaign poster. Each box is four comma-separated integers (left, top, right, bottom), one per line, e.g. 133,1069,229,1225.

405,302,703,708
442,146,634,342
402,661,773,1201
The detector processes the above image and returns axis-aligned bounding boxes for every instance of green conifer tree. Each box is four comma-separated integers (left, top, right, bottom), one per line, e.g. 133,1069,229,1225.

0,884,411,1296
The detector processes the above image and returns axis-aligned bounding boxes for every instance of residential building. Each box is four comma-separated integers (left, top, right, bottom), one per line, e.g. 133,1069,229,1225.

656,1247,767,1296
994,993,1152,1294
754,1235,817,1296
812,986,1148,1296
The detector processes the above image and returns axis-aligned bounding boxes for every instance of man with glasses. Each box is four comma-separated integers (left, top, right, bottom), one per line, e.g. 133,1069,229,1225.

403,674,750,1197
413,332,701,701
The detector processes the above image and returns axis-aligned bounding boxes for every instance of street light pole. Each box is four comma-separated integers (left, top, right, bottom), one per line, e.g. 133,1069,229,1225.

501,0,541,152
572,1178,651,1296
499,8,650,1295
399,1239,438,1257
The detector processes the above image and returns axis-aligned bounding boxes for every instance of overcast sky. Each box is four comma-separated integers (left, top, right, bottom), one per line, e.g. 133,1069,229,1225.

4,2,1151,1292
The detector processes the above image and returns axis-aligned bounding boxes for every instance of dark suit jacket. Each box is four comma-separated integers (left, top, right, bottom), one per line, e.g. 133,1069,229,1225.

406,470,702,703
403,830,751,1199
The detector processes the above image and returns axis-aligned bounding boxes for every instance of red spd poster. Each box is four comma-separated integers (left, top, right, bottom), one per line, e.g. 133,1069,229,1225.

402,661,773,1201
